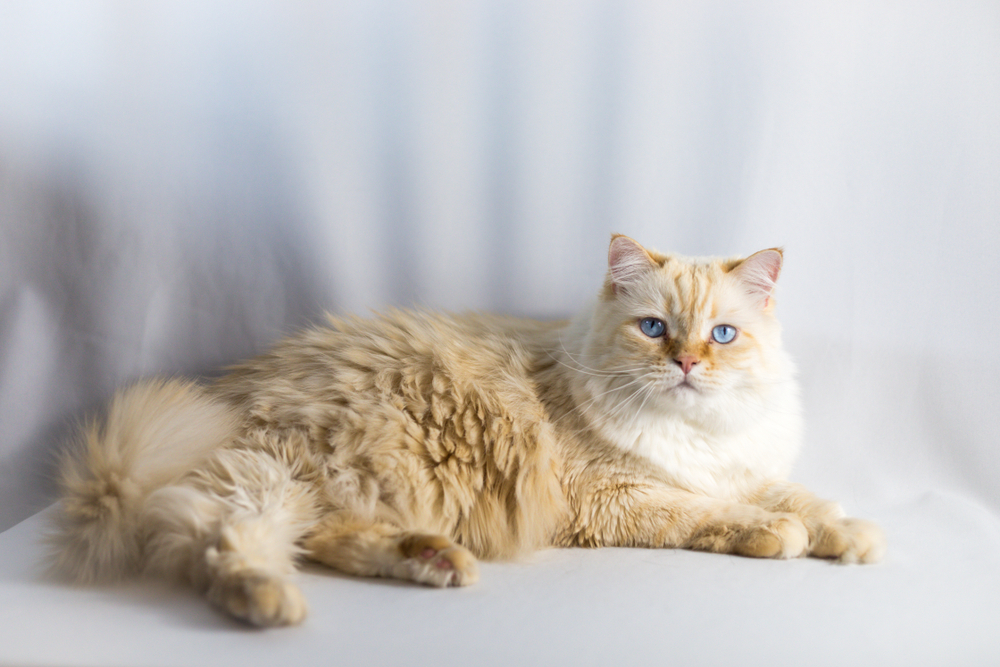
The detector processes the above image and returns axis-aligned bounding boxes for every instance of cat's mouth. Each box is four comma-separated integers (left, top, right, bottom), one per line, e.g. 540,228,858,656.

671,378,700,393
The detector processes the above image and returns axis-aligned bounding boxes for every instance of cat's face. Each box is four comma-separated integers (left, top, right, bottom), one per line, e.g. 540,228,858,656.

574,235,793,432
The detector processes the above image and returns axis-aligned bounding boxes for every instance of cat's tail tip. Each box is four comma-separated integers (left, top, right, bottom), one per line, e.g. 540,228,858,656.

46,378,239,583
46,423,144,583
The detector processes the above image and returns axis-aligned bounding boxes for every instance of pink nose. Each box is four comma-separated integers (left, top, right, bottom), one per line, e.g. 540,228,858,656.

674,355,699,375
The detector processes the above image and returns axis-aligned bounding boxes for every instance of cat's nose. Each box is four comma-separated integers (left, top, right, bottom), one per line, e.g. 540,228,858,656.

674,355,699,375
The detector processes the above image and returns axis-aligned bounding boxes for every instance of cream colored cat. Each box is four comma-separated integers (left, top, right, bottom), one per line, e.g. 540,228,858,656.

50,234,885,627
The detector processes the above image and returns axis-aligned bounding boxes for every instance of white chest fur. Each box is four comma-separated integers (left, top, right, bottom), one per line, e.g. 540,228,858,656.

578,377,803,501
617,411,800,500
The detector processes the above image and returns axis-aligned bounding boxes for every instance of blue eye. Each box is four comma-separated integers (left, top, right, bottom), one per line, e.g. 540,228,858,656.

712,325,737,344
639,318,666,338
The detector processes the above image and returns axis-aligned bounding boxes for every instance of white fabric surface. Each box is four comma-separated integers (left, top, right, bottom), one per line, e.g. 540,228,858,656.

1,1,998,665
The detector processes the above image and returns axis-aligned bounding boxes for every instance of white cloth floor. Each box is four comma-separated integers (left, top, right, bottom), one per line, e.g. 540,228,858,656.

1,493,998,667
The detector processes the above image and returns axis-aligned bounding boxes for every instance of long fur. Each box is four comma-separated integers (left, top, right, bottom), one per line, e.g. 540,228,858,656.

48,379,240,582
48,235,885,626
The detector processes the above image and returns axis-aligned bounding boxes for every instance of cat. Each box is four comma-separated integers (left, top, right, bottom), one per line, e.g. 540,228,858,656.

49,234,885,627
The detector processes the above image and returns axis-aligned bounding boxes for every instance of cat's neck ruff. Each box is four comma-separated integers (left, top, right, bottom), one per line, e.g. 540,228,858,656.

573,376,801,500
589,386,801,500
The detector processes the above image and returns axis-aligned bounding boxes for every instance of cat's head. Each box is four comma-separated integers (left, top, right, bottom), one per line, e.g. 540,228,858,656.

569,234,796,434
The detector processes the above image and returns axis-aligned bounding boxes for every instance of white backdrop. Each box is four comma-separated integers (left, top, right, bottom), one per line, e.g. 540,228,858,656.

0,2,999,663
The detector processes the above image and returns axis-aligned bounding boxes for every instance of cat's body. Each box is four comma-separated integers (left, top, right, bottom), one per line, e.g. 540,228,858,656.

50,235,884,627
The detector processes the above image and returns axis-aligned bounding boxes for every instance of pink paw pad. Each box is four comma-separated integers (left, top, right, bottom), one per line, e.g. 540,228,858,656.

420,547,437,559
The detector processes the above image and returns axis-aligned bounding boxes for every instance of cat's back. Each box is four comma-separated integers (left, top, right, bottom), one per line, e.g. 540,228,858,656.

213,309,565,433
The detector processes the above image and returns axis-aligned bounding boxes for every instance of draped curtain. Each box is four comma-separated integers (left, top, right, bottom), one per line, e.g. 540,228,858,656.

1,0,998,534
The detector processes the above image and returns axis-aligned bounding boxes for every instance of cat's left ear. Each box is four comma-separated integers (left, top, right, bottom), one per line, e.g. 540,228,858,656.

730,248,783,309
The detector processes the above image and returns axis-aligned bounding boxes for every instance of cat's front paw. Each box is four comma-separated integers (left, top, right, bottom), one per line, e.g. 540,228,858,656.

810,517,886,564
734,514,809,559
688,512,808,559
394,533,479,587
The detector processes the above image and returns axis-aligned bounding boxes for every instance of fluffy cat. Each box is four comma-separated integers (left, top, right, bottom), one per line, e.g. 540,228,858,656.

49,234,885,627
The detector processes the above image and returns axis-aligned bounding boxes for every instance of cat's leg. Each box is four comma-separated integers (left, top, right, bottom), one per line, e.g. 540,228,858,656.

303,510,479,587
200,508,311,627
562,479,810,559
750,481,886,563
143,451,318,627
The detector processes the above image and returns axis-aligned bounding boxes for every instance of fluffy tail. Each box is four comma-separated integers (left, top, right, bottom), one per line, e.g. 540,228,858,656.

48,378,240,583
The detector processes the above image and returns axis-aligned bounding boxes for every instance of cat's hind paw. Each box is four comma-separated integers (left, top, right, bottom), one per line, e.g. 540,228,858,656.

810,517,886,564
205,556,308,627
394,534,480,587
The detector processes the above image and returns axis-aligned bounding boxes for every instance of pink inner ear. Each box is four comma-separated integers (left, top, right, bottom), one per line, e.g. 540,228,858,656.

608,236,655,287
733,249,782,304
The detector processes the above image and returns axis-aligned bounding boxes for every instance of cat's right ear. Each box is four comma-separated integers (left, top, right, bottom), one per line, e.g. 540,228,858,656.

608,234,658,294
